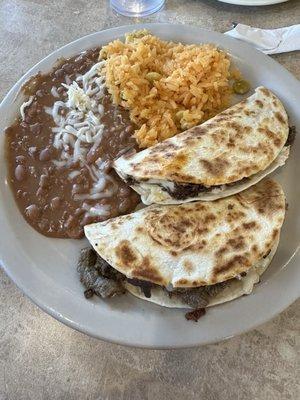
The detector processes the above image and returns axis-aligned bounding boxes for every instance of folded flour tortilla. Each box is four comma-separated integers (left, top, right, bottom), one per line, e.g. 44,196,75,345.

114,87,289,205
84,179,285,308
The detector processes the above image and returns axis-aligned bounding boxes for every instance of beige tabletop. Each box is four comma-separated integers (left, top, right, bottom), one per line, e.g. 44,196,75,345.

0,0,299,399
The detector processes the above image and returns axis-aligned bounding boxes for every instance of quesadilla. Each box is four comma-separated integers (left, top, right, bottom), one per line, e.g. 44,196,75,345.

82,179,285,311
114,87,290,205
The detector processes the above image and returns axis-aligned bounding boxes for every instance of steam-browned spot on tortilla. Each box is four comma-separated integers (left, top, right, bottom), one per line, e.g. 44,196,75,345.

222,109,234,116
228,138,235,148
260,87,271,97
183,260,194,273
252,244,258,253
272,228,279,241
260,128,282,147
168,172,194,181
214,255,250,275
227,210,247,224
275,112,285,125
227,236,246,250
203,213,217,224
226,121,241,131
196,227,208,235
177,278,188,285
255,100,264,108
216,246,228,257
135,226,144,234
115,240,137,268
242,221,258,230
163,152,188,174
188,126,208,139
200,158,230,177
194,203,206,211
132,256,164,284
170,250,178,257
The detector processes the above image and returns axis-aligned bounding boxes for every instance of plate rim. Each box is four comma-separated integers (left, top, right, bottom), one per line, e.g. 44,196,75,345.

217,0,288,6
0,23,299,349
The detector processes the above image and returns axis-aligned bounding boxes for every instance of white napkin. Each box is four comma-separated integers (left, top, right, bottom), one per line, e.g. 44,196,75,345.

225,23,300,54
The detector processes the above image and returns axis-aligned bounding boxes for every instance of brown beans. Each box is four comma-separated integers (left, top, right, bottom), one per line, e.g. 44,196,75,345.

50,197,61,210
64,215,76,229
39,174,49,189
38,219,49,232
72,184,83,195
36,187,45,198
30,123,41,135
27,104,40,118
15,165,26,181
54,69,64,78
75,207,85,216
16,155,26,164
36,89,44,97
119,186,131,197
57,86,64,94
118,198,132,213
39,148,51,161
62,63,73,74
80,214,94,226
25,204,40,221
125,125,134,134
5,48,141,239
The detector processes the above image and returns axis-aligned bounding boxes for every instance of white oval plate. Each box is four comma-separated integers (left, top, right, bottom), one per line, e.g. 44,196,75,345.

218,0,288,5
0,24,299,349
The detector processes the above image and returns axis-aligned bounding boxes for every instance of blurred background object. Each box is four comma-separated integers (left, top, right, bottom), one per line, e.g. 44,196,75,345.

110,0,165,16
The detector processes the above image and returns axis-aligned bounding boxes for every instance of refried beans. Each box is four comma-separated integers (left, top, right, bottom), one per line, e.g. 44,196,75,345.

5,47,140,239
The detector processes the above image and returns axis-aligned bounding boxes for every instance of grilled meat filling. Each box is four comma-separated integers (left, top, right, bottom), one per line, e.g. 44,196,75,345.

77,248,125,299
77,248,228,306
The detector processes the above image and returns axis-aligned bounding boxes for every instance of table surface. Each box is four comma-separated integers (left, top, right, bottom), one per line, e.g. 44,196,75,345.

0,0,299,399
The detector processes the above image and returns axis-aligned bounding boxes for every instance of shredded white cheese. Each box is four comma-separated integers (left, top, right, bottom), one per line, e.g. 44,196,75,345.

20,96,34,120
49,61,106,163
45,59,121,220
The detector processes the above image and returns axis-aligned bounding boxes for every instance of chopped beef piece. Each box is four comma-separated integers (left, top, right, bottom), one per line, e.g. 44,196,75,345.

185,308,206,322
126,278,154,298
162,178,248,200
84,288,95,299
77,247,97,274
204,281,227,297
94,255,124,281
286,126,296,146
164,182,213,200
173,287,210,308
79,263,99,288
77,247,125,299
126,176,139,186
170,281,227,308
93,276,125,298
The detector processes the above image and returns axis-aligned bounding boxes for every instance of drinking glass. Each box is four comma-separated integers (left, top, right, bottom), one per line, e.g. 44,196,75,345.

110,0,165,17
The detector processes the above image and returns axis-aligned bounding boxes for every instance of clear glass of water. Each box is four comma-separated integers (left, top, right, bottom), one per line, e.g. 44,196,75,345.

110,0,165,17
